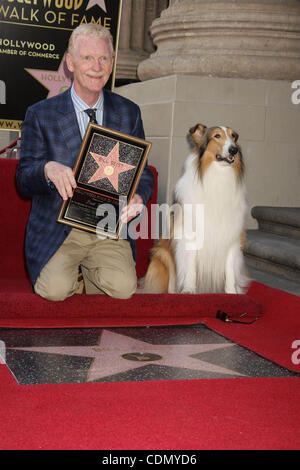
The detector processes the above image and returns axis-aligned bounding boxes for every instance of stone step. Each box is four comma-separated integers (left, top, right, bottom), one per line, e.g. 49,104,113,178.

245,229,300,283
251,206,300,240
246,266,300,297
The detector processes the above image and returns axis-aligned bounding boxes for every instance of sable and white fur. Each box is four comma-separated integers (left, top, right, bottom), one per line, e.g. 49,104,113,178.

143,123,249,294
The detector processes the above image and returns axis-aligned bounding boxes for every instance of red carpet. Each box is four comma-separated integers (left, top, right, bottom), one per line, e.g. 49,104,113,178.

0,281,261,328
204,282,300,374
1,281,300,450
0,364,299,450
1,281,300,373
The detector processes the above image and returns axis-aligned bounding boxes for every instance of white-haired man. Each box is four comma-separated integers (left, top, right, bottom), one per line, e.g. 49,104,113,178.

17,23,154,301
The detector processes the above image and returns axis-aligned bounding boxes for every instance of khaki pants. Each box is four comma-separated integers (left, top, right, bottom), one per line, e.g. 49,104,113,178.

34,229,137,301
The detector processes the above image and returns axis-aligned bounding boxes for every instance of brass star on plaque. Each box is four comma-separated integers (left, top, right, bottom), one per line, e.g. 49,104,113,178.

88,142,135,191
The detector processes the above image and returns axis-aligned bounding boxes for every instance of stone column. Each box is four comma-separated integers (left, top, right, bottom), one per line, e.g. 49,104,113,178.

138,0,300,81
116,0,141,80
116,0,169,80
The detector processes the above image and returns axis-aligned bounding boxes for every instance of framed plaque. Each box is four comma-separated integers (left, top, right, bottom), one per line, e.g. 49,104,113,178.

57,123,152,239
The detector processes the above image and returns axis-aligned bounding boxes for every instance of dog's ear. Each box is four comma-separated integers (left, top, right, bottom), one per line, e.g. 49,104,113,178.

229,128,239,142
189,124,207,146
233,131,239,142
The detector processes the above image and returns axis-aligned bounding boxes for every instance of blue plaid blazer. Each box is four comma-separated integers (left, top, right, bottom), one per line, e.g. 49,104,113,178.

16,88,154,285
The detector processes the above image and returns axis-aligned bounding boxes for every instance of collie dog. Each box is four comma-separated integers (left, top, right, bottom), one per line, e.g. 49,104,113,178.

143,123,249,294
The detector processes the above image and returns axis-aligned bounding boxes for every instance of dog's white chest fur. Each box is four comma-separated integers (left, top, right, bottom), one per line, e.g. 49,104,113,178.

174,153,247,293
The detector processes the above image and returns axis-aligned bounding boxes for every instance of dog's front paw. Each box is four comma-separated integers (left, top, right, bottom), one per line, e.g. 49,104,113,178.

225,279,249,294
225,283,237,294
180,286,197,294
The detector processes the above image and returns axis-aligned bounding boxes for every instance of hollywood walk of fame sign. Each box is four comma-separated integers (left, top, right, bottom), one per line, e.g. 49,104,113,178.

57,123,152,238
0,0,122,131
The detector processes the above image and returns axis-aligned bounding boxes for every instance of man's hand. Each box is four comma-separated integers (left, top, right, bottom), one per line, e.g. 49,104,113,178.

44,161,77,200
120,193,144,223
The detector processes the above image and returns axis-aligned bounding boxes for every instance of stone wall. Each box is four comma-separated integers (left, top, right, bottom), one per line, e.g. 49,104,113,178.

116,75,300,228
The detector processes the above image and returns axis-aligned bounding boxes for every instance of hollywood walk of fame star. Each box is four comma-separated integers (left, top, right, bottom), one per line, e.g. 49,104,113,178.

88,142,135,191
25,54,71,99
86,0,107,12
9,330,246,383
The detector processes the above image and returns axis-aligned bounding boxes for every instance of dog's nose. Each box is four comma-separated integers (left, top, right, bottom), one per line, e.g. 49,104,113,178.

229,145,238,156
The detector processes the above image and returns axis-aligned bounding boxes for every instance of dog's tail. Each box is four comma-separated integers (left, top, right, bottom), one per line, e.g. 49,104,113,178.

140,238,177,293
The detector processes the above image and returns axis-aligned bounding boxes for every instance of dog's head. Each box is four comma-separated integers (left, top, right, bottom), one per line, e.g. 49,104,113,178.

189,123,244,178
